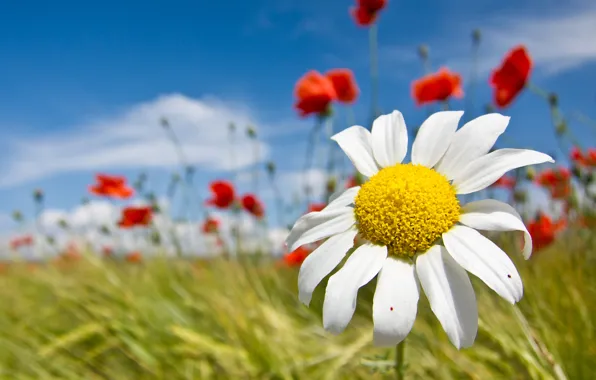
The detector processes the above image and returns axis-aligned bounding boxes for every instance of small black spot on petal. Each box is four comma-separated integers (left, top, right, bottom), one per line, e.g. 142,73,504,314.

507,274,512,278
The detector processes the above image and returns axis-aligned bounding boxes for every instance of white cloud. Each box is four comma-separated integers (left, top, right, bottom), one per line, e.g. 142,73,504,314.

0,94,272,188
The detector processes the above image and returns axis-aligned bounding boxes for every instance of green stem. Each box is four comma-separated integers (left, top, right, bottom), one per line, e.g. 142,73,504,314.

369,24,379,123
325,116,335,199
303,119,323,205
394,340,406,380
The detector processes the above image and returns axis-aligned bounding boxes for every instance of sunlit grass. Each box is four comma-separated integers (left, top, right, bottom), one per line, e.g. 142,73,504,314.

0,230,593,379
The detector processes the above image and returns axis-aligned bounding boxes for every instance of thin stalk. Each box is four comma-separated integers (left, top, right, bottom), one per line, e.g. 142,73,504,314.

394,340,406,380
303,118,323,205
369,24,380,122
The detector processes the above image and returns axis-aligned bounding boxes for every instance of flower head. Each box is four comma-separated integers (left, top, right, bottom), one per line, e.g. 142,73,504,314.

527,213,566,252
89,174,134,199
205,180,236,209
283,247,311,266
350,0,387,26
308,203,327,213
202,216,220,234
126,251,143,263
491,175,516,190
118,206,153,228
326,69,359,104
490,46,532,108
286,110,552,348
294,71,337,117
411,67,463,106
10,235,33,250
241,194,265,219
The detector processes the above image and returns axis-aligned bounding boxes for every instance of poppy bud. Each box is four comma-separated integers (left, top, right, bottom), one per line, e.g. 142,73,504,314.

472,29,481,45
548,93,558,108
417,44,429,60
525,167,536,181
12,210,23,222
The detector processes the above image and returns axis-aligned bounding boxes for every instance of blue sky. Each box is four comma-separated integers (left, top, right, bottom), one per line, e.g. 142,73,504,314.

1,0,596,231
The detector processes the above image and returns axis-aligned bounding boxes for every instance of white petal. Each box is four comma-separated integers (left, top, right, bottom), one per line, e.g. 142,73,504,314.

443,226,523,304
371,111,408,168
286,208,355,252
452,148,554,194
372,257,419,347
324,187,360,211
435,114,510,179
323,244,387,334
331,126,379,178
416,245,478,349
460,199,532,259
411,111,464,168
298,229,358,306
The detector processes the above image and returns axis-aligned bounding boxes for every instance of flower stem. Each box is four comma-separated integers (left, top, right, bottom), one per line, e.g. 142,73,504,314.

369,24,379,123
303,118,323,205
394,340,406,380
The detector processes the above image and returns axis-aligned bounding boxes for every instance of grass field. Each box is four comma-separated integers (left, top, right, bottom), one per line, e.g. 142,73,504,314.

0,230,593,379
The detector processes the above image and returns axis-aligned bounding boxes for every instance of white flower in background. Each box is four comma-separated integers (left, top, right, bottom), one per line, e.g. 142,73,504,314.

286,110,553,348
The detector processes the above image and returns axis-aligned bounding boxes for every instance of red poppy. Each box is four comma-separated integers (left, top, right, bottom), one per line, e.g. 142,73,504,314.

326,69,359,104
350,0,387,27
102,246,113,257
489,46,532,108
241,194,265,219
126,251,143,263
535,167,571,187
205,180,236,209
89,174,134,199
308,203,326,213
491,175,516,190
10,235,34,250
294,71,337,117
411,67,463,106
587,149,596,166
118,206,153,228
571,147,596,167
527,213,566,252
283,246,311,266
570,146,586,166
202,217,220,234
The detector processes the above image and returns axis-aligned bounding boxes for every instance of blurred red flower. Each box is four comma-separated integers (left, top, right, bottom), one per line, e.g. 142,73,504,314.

102,246,113,257
570,146,596,167
205,180,236,209
126,251,143,263
241,194,265,219
535,167,571,188
411,67,463,106
491,175,516,190
490,46,532,108
350,0,387,26
202,216,220,234
283,246,311,266
527,213,566,252
294,71,337,117
535,167,572,200
10,235,33,250
89,174,134,199
118,206,153,228
308,203,326,213
326,69,359,104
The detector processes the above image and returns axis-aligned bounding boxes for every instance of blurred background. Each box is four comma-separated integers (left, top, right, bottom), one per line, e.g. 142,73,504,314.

0,0,595,378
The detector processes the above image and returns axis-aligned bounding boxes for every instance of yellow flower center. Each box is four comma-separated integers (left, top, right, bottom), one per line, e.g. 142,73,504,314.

354,163,461,257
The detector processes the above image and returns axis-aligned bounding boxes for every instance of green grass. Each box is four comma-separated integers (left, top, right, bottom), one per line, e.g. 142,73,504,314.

0,231,594,379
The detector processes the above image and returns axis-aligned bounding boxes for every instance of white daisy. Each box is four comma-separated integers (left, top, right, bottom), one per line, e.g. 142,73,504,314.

286,110,553,349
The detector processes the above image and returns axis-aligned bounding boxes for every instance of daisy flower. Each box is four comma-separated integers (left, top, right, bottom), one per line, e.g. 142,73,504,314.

286,110,553,348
